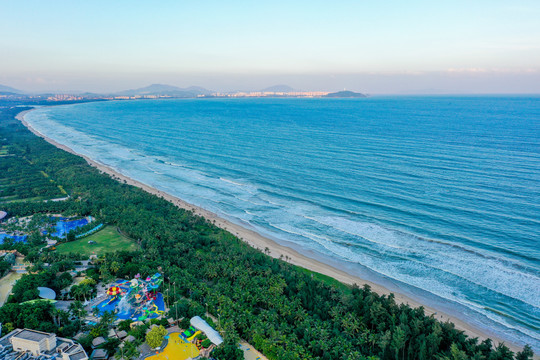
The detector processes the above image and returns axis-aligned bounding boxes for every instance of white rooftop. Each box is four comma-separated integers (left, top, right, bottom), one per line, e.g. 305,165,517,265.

37,286,57,300
190,316,223,346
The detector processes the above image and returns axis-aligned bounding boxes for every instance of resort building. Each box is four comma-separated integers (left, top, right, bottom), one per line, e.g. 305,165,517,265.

91,336,106,348
0,328,88,360
89,348,108,360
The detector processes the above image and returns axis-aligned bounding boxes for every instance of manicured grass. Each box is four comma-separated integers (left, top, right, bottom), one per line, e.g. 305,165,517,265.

55,225,138,256
294,265,352,294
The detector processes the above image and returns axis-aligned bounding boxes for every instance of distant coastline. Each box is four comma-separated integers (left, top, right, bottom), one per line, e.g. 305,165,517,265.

16,107,526,354
1,82,367,101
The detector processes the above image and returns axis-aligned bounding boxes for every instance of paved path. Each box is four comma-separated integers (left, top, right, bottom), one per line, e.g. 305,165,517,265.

0,271,22,305
11,263,31,273
240,340,268,360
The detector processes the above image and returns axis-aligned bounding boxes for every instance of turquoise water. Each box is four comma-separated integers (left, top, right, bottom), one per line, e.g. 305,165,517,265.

26,97,540,349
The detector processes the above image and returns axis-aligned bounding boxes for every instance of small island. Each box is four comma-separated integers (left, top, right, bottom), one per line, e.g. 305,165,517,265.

325,90,367,98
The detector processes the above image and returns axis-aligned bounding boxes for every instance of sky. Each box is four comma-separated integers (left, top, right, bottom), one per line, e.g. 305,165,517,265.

1,0,540,93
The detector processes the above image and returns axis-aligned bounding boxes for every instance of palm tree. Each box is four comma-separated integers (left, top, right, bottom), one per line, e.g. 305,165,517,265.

70,285,81,301
69,300,82,315
69,300,88,329
391,326,407,360
367,330,378,353
110,261,120,274
51,307,60,327
58,310,70,327
342,313,361,336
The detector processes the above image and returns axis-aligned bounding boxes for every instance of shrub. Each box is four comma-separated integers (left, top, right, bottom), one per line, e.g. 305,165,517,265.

202,339,212,348
145,325,167,349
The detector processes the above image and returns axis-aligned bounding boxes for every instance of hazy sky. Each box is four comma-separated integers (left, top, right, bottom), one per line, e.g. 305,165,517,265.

1,0,540,93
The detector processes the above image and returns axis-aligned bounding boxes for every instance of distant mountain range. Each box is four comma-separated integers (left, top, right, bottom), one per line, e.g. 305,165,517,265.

0,83,367,98
115,84,212,97
0,84,25,94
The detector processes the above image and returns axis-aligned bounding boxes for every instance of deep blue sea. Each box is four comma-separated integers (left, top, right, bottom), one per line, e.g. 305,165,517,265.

26,97,540,349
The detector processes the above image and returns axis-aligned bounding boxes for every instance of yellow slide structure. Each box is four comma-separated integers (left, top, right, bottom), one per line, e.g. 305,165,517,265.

152,303,165,315
187,330,201,342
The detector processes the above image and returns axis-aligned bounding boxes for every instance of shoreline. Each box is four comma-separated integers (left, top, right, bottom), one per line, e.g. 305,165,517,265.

15,108,527,353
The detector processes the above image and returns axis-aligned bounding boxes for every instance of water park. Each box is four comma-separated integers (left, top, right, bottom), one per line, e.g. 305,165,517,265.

0,214,98,245
0,233,27,244
94,273,166,321
45,216,96,239
146,317,224,360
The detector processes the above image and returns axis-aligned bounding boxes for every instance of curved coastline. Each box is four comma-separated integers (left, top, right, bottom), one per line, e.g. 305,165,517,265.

16,107,528,353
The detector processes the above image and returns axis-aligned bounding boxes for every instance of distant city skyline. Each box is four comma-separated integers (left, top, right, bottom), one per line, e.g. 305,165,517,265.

1,1,540,93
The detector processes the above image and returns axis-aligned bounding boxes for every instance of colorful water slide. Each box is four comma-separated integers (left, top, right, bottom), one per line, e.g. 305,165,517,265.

187,331,201,342
152,303,165,315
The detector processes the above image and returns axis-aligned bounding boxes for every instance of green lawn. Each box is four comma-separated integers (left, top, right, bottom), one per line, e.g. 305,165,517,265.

294,265,352,294
55,226,138,256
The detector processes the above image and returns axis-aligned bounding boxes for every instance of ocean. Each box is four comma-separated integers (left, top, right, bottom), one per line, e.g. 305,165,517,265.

25,96,540,350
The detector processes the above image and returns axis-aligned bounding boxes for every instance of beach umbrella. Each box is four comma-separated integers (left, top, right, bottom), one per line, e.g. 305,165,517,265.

107,286,123,296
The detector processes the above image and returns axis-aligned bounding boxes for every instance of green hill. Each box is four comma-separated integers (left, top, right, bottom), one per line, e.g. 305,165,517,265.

325,90,366,98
